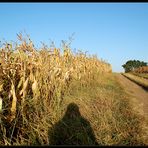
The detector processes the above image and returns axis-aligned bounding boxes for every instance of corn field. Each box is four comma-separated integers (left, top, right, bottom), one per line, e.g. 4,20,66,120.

134,66,148,73
0,34,112,145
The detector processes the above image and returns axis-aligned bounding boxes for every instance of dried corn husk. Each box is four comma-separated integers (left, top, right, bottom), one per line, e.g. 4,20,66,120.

32,78,38,94
10,82,17,121
0,97,2,113
20,77,29,96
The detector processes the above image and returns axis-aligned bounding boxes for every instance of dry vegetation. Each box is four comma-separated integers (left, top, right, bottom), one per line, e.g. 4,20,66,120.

131,66,148,79
0,34,111,145
132,72,148,79
0,34,147,145
134,66,148,73
122,73,148,90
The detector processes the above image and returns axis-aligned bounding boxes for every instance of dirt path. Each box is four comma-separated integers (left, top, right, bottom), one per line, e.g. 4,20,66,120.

116,73,148,116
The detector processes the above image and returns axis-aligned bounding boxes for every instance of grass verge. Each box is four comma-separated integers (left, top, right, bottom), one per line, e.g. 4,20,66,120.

48,73,148,145
122,73,148,90
132,72,148,80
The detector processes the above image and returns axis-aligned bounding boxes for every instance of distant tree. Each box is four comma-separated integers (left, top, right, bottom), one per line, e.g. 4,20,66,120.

122,60,147,73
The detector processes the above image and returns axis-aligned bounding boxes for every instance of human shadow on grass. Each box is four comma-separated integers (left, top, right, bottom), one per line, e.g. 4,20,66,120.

48,102,99,145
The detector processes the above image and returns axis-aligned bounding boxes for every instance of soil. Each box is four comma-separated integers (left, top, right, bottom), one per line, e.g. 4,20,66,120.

116,73,148,116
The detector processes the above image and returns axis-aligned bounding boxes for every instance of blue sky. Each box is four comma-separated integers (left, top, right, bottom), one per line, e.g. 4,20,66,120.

0,3,148,72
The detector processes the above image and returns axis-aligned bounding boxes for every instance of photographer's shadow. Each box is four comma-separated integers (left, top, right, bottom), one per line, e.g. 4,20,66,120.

49,102,99,145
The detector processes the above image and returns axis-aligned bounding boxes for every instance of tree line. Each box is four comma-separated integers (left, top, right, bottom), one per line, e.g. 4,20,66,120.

122,60,148,73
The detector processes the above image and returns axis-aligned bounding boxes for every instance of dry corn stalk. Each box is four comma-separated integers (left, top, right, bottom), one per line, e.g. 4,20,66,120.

0,83,3,91
0,34,112,126
10,82,17,121
0,97,2,124
20,77,29,96
0,97,2,113
32,78,38,94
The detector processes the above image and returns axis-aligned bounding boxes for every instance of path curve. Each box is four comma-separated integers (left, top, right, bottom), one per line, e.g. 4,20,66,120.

116,73,148,116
